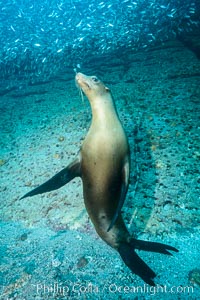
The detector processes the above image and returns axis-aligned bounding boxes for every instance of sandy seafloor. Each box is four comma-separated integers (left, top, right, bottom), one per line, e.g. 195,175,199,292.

0,40,200,300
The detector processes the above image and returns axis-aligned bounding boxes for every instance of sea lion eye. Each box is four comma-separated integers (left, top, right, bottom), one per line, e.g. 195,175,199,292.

91,76,99,82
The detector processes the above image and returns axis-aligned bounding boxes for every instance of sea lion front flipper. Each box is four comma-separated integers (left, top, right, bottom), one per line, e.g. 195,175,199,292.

20,154,82,199
107,157,130,232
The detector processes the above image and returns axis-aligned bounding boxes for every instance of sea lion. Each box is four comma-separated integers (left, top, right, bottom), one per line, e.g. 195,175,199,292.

20,72,178,285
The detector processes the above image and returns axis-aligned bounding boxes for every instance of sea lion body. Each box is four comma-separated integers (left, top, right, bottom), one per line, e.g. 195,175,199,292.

20,72,178,286
76,72,130,248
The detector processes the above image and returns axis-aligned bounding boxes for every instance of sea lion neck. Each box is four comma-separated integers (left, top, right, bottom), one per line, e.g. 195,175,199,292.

89,93,119,126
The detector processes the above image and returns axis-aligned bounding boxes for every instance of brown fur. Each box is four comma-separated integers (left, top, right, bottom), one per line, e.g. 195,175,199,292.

76,73,131,249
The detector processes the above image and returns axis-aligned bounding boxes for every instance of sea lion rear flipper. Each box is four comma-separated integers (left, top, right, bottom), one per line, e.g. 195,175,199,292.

118,240,178,286
131,238,179,255
118,242,156,286
107,157,130,232
20,154,82,199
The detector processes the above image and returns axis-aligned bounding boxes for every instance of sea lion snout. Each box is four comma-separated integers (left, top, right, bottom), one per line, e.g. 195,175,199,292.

75,72,85,82
75,72,91,91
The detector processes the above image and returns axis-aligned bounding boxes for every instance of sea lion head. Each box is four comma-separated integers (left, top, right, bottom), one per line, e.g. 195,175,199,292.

75,72,110,101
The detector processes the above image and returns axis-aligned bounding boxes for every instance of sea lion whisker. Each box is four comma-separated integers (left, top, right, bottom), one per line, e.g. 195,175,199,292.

75,82,85,104
79,87,85,104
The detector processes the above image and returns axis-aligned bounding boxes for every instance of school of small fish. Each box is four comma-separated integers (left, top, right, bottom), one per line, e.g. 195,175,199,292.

0,0,199,85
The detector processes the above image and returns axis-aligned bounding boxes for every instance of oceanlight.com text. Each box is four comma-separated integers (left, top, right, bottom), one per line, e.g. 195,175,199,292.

107,283,194,295
32,282,194,296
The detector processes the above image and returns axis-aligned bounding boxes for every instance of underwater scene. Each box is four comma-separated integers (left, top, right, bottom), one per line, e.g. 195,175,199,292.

0,0,200,299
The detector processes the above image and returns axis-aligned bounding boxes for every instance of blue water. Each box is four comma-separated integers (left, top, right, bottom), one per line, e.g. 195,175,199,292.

0,0,199,88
